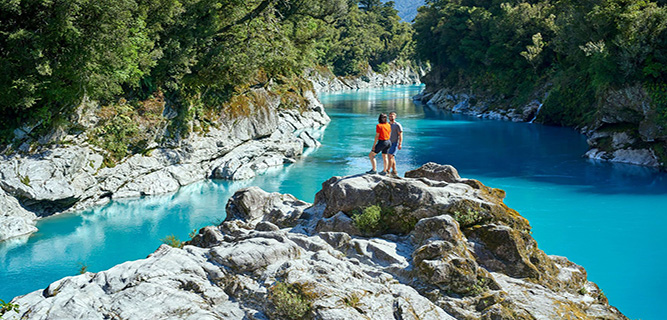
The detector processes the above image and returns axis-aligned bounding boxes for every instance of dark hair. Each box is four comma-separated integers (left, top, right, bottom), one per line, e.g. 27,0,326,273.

378,113,388,124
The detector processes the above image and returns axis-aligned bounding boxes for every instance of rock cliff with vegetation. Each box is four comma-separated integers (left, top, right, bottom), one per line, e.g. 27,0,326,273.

4,163,627,319
307,62,424,93
412,0,667,169
0,0,418,242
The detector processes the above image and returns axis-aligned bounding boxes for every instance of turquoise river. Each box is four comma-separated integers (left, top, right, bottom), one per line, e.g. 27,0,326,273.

1,85,666,319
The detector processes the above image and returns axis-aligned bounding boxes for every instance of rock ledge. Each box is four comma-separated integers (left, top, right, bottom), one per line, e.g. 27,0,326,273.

6,163,627,320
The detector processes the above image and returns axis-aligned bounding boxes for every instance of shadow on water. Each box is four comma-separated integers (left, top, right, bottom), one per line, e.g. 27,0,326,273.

415,106,667,195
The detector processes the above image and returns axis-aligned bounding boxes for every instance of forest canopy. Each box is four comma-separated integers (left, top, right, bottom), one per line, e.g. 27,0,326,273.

0,0,414,141
413,0,667,127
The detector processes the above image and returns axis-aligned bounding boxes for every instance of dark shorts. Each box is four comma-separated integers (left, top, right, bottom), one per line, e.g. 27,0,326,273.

373,140,391,154
388,142,399,155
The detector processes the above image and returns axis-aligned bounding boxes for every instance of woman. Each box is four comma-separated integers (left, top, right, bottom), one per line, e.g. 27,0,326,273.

367,113,391,175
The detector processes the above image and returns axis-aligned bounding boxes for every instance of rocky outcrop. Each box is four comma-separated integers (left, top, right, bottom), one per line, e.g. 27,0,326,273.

307,63,424,93
0,89,329,242
583,85,666,167
417,84,666,169
0,189,37,241
414,88,543,123
6,163,627,320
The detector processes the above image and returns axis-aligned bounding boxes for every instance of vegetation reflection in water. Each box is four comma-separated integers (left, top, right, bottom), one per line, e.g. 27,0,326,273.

1,85,667,320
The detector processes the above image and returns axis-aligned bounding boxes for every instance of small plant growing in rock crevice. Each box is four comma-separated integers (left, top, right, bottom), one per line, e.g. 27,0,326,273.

77,262,88,274
268,281,318,320
453,209,483,227
17,173,30,186
465,277,490,296
161,235,183,248
341,291,366,312
351,205,417,236
598,290,607,302
352,205,382,234
0,299,19,318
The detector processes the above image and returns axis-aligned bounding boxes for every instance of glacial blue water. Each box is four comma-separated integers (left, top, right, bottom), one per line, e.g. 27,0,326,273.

1,85,666,319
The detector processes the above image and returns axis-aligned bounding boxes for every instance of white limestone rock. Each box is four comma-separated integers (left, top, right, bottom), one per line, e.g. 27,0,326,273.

7,163,627,320
0,189,37,241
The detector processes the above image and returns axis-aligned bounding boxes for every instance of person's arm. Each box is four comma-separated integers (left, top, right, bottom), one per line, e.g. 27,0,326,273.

372,132,379,150
398,131,403,150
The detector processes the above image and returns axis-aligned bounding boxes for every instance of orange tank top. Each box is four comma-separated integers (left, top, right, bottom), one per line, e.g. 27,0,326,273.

376,123,391,140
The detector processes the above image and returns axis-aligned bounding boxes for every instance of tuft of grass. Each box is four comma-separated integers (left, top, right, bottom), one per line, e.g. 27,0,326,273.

161,235,183,248
268,281,318,320
578,287,588,295
343,291,364,309
188,229,199,239
18,173,30,187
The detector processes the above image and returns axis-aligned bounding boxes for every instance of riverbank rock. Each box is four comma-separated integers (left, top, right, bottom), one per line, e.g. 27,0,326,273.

0,189,37,241
0,88,329,241
307,63,424,92
417,83,666,170
7,163,628,320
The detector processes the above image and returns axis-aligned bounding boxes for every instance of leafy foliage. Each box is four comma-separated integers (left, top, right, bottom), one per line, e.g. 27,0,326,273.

352,205,383,233
0,299,19,318
414,0,667,128
161,234,183,248
351,205,417,235
0,0,413,150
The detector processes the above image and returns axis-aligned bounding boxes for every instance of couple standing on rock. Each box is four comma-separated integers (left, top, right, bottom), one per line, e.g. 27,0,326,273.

367,111,403,177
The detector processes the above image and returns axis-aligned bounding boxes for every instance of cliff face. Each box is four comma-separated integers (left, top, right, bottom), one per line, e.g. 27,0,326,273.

0,89,329,242
416,82,667,170
6,163,627,320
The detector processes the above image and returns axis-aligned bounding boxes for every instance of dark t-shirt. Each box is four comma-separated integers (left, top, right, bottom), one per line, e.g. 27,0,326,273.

390,122,403,143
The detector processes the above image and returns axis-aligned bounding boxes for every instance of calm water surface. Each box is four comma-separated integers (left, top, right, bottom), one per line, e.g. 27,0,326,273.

2,85,666,319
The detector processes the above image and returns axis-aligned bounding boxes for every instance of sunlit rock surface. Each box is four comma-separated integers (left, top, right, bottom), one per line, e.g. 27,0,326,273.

0,88,329,241
7,163,627,320
307,63,423,93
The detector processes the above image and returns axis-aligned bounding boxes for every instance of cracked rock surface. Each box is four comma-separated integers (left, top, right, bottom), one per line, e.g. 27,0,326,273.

6,163,627,320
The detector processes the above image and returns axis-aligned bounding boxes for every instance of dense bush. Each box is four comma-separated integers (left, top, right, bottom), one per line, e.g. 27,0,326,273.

414,0,667,128
0,0,414,145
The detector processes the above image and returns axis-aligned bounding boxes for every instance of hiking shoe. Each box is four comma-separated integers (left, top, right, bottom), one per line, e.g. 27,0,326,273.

379,171,387,176
366,170,377,174
390,172,399,178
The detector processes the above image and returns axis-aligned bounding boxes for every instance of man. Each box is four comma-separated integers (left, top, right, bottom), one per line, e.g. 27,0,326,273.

387,111,403,177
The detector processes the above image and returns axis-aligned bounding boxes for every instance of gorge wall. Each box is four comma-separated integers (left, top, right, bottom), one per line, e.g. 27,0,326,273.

416,83,667,170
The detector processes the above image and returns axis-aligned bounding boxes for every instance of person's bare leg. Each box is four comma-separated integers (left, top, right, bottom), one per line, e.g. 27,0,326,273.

390,155,397,174
369,152,377,171
382,153,389,172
